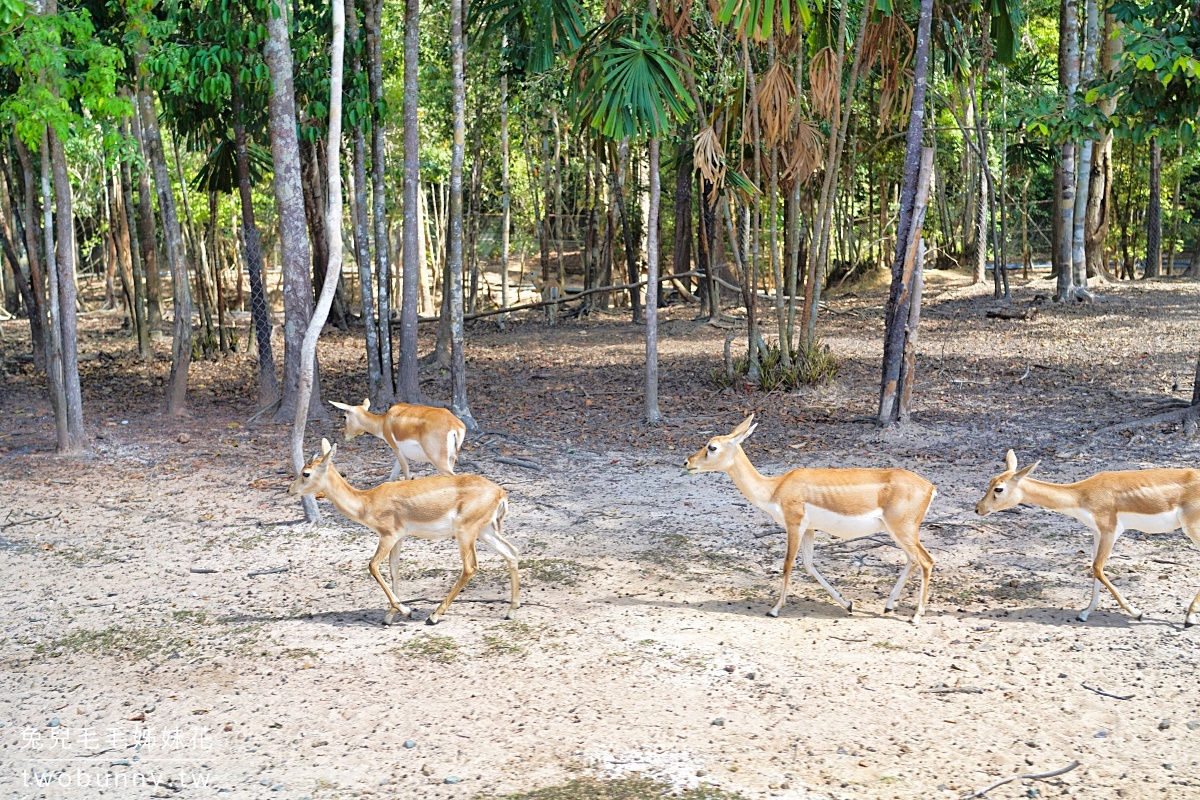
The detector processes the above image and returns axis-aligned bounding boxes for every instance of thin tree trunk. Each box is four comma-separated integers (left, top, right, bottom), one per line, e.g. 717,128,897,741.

233,79,280,405
499,57,511,325
879,0,934,426
646,136,662,423
11,138,46,370
40,129,69,449
1145,137,1162,278
345,0,382,404
1167,142,1183,275
447,0,477,431
128,95,163,331
136,77,192,415
1055,0,1080,301
801,0,873,344
365,0,395,399
292,0,345,523
115,120,150,359
264,3,319,425
1071,0,1099,296
396,0,422,403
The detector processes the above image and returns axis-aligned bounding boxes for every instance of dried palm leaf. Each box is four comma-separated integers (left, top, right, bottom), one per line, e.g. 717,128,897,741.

781,117,825,188
605,0,623,21
693,125,727,201
808,47,839,121
659,0,695,37
756,60,798,148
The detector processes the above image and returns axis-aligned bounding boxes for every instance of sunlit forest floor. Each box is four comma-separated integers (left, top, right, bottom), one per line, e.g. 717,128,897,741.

2,269,1200,799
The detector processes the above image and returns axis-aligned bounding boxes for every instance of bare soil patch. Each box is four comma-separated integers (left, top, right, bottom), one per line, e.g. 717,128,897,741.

1,272,1199,799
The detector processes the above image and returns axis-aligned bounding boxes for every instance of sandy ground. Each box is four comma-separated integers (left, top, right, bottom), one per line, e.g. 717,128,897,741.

2,271,1200,800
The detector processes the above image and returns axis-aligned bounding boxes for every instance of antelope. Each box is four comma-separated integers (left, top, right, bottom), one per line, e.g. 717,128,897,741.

684,415,937,623
976,450,1200,627
288,439,519,625
331,398,466,481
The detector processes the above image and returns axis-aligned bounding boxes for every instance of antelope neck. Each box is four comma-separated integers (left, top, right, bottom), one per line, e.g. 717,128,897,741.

724,447,780,508
321,466,368,520
1017,478,1082,513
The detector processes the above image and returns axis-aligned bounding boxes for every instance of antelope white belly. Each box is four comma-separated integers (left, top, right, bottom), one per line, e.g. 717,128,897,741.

397,440,432,464
408,516,456,539
1117,510,1180,534
806,505,885,539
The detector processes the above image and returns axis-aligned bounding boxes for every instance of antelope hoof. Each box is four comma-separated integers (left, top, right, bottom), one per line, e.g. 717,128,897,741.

767,607,780,618
425,615,441,626
1133,610,1145,622
882,605,895,614
846,601,854,615
383,609,400,626
1185,617,1196,629
1077,610,1090,622
504,610,517,621
909,613,922,625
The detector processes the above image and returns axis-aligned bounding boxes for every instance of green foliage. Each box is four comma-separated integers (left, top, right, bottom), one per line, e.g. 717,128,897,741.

572,12,694,141
0,4,130,147
1099,0,1200,143
712,340,838,390
715,0,807,42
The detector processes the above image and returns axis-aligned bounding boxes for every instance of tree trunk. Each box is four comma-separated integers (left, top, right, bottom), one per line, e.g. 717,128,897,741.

11,137,47,369
264,3,320,423
112,139,149,358
615,139,641,321
128,96,163,331
40,129,69,449
365,0,395,399
1086,13,1116,284
645,137,662,424
447,0,477,431
878,0,934,426
499,57,511,324
671,126,693,288
292,0,345,523
232,80,280,406
136,79,192,415
801,0,872,343
1145,137,1162,279
396,0,422,403
345,0,383,404
1071,0,1099,296
1167,142,1183,274
1055,0,1080,302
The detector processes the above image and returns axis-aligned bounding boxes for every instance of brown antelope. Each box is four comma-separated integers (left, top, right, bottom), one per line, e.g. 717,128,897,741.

331,399,466,481
976,450,1200,627
288,439,519,625
684,416,937,623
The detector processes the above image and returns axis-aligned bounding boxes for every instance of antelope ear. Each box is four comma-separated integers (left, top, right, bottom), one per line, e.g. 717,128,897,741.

1014,461,1039,480
730,414,756,437
320,438,332,456
362,398,370,410
330,401,352,411
730,415,758,444
1005,449,1018,472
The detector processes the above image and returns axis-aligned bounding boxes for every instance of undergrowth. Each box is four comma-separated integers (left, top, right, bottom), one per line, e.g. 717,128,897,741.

711,340,837,391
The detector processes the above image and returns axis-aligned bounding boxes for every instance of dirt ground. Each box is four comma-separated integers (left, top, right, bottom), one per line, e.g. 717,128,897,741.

2,270,1200,800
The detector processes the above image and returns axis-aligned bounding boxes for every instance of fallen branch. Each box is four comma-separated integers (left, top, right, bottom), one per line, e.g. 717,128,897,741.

493,456,543,472
1091,404,1199,436
959,761,1080,799
922,686,985,694
0,512,61,531
189,568,218,574
247,566,290,578
986,306,1038,321
1080,683,1133,700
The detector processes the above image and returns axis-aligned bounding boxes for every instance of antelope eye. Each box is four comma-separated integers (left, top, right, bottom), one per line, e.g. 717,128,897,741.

302,471,311,478
707,444,717,453
994,486,1003,494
